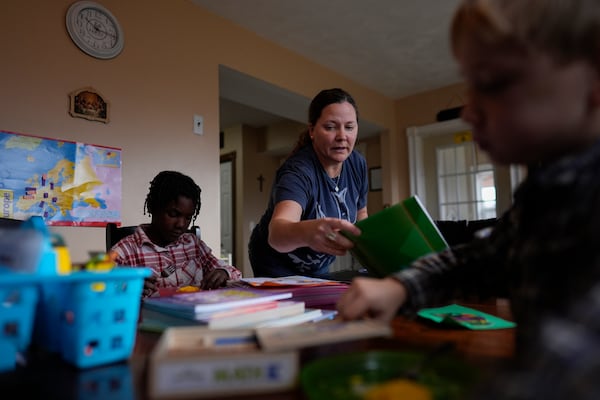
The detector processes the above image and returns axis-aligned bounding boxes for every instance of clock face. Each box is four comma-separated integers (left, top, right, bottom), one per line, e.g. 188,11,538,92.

66,1,124,59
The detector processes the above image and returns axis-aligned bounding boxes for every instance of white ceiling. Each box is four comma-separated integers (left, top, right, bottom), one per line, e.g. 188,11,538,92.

192,0,463,136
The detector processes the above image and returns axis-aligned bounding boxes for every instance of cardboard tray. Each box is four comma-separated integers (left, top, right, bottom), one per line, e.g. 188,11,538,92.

148,326,299,399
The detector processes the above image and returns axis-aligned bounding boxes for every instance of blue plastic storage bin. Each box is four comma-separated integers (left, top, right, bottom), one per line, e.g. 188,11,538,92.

76,361,133,400
0,271,41,372
33,277,64,353
35,267,151,368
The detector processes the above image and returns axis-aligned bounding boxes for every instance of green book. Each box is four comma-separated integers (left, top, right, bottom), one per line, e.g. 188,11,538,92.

417,304,516,330
342,196,448,277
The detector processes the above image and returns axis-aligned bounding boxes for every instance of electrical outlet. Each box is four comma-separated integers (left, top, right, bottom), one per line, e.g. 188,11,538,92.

193,115,204,135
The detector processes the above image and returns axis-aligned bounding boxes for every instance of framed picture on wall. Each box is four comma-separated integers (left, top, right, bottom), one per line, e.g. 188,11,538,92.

69,87,109,123
369,167,382,191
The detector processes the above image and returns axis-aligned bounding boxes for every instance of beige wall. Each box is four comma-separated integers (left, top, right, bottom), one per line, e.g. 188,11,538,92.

241,126,282,276
1,0,464,270
1,0,397,264
363,136,384,214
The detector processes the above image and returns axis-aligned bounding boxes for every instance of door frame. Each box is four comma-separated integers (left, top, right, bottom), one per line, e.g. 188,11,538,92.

220,152,236,265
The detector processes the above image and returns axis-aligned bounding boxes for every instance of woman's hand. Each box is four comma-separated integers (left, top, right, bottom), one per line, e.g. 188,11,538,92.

307,217,361,256
201,269,229,290
268,200,362,255
336,277,407,322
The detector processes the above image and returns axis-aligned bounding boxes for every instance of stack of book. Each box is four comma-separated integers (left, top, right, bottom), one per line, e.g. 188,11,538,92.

140,286,334,332
234,275,350,309
145,279,391,399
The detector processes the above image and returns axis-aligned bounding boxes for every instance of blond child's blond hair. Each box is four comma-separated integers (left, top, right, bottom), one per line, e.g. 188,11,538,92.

451,0,600,66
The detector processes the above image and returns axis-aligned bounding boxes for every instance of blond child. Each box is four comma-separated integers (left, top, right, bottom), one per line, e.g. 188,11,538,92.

337,0,600,398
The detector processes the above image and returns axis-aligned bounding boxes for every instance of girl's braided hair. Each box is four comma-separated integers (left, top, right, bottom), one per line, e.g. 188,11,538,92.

144,170,202,225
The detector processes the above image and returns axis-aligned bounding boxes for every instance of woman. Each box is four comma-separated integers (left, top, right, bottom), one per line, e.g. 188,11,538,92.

249,88,367,278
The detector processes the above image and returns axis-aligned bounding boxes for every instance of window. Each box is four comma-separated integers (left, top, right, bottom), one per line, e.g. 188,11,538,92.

436,143,496,220
407,119,526,221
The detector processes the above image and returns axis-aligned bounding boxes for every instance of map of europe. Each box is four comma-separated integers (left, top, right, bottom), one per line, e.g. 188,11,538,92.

0,130,121,226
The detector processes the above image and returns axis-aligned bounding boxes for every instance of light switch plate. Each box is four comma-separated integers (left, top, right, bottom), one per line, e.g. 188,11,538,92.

193,115,204,135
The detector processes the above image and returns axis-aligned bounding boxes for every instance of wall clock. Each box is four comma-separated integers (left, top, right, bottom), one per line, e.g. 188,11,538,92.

66,1,124,59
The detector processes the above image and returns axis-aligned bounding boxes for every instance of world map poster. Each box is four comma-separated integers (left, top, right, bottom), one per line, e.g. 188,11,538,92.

0,130,121,226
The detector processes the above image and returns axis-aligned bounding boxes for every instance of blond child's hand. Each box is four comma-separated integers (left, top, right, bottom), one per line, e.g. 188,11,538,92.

336,277,407,322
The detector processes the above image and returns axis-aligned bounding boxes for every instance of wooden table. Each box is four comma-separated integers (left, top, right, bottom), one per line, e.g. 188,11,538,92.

390,298,514,363
0,299,515,399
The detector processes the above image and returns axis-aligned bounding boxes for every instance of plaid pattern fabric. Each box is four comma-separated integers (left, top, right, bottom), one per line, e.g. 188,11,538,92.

393,139,600,399
111,225,241,288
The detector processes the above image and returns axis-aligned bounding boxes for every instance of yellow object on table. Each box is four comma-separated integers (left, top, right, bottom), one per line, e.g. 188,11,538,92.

364,378,432,400
55,246,72,275
49,232,73,274
176,285,200,293
83,251,116,272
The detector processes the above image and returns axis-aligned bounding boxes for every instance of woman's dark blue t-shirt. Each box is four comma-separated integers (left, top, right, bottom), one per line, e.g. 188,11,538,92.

248,145,368,278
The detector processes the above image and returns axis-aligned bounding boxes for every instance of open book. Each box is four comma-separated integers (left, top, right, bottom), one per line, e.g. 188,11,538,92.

342,196,448,277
